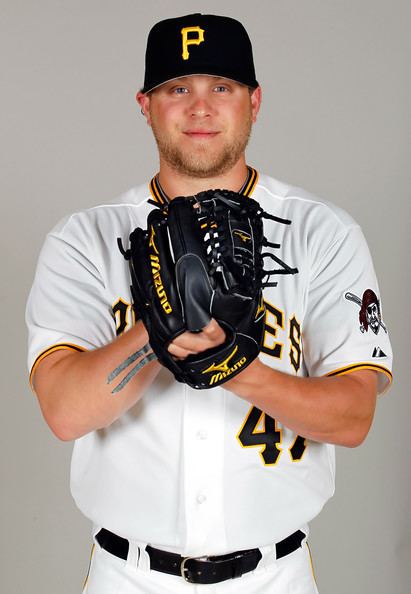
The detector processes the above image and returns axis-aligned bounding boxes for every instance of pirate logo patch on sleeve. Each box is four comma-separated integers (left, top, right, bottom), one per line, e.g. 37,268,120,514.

345,289,387,335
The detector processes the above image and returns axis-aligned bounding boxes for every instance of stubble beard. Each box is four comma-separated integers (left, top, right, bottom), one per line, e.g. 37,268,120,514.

150,113,253,179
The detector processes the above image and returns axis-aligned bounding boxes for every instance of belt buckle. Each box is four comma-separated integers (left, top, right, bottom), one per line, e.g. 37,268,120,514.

180,555,209,583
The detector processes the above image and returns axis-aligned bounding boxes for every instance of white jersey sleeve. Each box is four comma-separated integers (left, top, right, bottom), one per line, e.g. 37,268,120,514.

301,212,392,393
26,211,119,382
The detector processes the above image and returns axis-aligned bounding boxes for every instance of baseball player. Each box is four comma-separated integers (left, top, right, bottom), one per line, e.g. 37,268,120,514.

26,14,393,593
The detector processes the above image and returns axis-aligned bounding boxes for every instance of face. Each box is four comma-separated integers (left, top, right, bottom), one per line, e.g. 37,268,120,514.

138,76,261,178
366,302,380,333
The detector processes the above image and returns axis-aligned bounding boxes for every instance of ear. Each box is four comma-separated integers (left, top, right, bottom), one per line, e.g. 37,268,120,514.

250,86,262,123
136,91,152,125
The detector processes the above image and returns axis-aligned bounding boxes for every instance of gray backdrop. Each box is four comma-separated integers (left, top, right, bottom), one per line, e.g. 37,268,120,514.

1,1,409,592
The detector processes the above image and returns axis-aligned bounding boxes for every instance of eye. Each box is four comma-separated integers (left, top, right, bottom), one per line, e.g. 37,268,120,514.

214,85,230,93
173,86,189,94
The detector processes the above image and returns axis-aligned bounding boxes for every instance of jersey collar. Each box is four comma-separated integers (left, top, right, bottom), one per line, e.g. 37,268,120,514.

148,166,259,206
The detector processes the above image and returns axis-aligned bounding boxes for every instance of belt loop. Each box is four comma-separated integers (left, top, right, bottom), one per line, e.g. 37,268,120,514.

257,543,277,572
126,541,140,569
136,544,151,572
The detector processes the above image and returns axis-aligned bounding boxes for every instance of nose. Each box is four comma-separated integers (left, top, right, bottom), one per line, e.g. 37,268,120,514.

188,94,212,118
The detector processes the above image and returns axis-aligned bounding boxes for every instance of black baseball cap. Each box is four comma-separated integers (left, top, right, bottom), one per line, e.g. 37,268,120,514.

141,14,259,93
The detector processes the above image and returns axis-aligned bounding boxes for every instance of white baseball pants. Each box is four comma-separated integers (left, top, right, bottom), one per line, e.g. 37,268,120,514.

82,537,319,594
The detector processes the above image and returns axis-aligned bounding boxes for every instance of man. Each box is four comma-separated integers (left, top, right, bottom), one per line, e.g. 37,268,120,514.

26,14,393,593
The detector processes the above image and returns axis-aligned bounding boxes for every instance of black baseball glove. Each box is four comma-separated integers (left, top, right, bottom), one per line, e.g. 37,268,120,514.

119,189,297,389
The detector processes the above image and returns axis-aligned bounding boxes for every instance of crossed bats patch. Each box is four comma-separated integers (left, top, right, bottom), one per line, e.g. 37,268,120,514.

345,289,387,335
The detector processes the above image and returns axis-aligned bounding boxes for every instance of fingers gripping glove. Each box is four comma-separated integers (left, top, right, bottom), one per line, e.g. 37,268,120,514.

119,190,298,389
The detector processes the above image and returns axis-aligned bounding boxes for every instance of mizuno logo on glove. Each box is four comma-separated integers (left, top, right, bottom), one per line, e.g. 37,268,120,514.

233,230,251,243
150,255,173,314
147,224,173,314
202,346,247,386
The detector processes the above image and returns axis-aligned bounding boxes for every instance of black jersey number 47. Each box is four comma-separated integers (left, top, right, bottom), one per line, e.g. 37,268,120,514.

237,406,307,465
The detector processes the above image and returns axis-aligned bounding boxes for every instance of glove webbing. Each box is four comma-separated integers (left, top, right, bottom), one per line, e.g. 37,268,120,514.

194,193,298,290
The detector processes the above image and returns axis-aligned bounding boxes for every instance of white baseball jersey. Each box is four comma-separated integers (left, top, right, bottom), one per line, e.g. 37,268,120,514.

26,168,393,556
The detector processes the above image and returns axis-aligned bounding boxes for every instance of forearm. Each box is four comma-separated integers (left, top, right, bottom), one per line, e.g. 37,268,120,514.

33,322,161,441
225,360,378,447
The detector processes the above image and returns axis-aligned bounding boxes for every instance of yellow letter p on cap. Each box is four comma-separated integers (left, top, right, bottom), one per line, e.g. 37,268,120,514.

181,26,205,60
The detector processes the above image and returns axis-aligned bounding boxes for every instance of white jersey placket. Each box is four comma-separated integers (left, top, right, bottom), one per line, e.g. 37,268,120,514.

181,385,227,554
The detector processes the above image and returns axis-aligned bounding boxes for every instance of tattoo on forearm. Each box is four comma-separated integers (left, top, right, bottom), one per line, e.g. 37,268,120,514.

107,343,151,383
110,353,158,394
107,343,158,394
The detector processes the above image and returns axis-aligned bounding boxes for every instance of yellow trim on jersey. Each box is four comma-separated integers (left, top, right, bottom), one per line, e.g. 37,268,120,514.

326,362,392,385
29,343,87,389
149,167,258,203
149,176,166,205
243,166,258,196
82,543,95,592
306,543,318,589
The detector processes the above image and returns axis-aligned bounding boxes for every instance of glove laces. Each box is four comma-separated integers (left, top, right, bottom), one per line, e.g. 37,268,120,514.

194,190,298,293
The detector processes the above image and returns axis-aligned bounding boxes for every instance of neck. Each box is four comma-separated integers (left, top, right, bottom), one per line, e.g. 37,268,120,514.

157,157,249,198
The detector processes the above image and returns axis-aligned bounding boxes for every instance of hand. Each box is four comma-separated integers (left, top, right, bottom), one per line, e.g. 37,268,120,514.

167,318,226,359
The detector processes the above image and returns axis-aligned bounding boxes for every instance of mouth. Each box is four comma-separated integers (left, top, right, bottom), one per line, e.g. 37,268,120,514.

183,130,220,140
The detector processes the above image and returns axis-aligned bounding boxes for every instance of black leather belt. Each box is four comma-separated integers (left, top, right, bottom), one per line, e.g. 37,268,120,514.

95,528,306,584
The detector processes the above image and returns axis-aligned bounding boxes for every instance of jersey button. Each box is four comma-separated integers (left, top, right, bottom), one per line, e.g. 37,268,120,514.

197,430,208,440
196,494,207,504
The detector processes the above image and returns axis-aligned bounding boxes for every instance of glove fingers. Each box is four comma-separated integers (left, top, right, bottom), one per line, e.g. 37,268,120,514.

129,209,186,350
168,198,213,331
128,227,152,321
176,255,213,330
